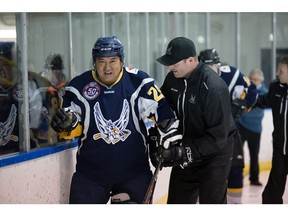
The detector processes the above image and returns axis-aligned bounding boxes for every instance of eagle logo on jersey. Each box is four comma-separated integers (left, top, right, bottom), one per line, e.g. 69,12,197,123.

93,99,131,144
0,104,18,146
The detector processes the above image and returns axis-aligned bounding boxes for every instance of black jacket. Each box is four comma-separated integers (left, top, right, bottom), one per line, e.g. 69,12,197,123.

256,79,288,155
161,63,236,162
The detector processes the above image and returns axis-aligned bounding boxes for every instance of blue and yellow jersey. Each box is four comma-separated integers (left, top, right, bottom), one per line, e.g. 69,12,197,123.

61,67,175,184
220,65,257,109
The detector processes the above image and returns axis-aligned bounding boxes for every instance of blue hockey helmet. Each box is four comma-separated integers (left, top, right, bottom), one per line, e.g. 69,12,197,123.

199,48,220,64
92,36,125,63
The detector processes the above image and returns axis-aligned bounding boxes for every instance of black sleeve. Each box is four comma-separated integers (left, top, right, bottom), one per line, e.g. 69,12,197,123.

254,82,274,108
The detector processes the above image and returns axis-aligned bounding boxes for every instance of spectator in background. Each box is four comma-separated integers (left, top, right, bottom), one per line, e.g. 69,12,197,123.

238,68,268,186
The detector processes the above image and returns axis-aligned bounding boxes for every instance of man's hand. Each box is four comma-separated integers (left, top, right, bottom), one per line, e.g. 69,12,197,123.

157,119,182,149
157,119,193,168
51,108,79,133
159,145,193,168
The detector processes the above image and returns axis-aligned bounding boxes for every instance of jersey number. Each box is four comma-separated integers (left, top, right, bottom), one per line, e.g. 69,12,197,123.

147,85,164,102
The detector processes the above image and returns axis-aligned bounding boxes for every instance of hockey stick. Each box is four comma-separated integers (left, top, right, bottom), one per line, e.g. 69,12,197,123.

143,158,163,204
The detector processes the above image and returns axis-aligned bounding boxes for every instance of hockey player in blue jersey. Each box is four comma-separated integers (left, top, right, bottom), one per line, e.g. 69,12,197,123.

199,48,258,204
50,36,183,204
0,42,61,155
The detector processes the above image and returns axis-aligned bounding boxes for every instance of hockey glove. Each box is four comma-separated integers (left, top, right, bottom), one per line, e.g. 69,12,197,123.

51,108,79,133
231,99,246,119
157,119,182,149
159,145,193,168
148,127,160,168
157,119,192,168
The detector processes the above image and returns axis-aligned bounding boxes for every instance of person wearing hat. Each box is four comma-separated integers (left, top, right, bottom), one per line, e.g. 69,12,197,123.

156,37,236,204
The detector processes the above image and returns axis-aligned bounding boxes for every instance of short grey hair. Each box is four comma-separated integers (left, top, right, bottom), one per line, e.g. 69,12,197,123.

249,68,264,82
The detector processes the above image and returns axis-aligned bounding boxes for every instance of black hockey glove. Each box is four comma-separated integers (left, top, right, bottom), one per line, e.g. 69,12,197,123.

231,99,246,119
159,145,193,168
157,119,182,149
157,119,192,168
148,127,160,168
148,126,171,169
51,108,79,133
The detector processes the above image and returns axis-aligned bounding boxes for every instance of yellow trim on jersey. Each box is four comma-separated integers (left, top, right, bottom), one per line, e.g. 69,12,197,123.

59,124,82,140
0,77,15,88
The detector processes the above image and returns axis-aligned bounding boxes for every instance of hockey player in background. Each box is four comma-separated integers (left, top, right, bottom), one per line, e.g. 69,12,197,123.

40,53,67,98
199,48,258,204
51,36,182,204
0,42,60,155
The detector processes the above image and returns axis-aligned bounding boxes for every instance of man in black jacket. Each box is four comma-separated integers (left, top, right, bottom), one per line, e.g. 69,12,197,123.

256,56,288,204
156,37,236,204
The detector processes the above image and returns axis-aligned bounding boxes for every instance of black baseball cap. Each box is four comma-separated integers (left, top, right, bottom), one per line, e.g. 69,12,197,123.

157,37,197,66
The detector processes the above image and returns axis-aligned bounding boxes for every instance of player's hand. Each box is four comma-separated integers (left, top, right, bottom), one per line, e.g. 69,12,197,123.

51,108,79,133
159,145,193,168
157,119,182,149
157,119,192,168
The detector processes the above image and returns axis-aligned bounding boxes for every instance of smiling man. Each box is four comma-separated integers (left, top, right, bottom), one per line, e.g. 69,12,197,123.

255,56,288,204
50,36,182,204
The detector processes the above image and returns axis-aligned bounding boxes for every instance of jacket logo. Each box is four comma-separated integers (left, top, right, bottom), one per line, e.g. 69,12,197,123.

189,94,196,104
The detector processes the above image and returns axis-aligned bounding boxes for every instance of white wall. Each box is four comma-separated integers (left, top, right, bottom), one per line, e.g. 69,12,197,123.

243,109,273,166
0,148,77,204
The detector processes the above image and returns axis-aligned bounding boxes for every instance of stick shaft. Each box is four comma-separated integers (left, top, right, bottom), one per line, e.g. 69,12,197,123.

143,159,162,204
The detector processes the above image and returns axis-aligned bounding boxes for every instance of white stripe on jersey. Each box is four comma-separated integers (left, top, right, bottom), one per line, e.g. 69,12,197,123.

130,77,154,151
65,86,91,154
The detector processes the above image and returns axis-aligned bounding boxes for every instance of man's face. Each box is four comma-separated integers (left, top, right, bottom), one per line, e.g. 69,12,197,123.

168,57,197,79
276,62,288,85
95,56,123,84
0,60,17,88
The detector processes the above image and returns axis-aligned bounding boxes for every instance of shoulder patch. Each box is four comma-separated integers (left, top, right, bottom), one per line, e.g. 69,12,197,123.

125,67,139,74
83,82,100,100
220,65,231,73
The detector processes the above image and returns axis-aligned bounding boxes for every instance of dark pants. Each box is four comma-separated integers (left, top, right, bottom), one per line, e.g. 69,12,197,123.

227,130,244,188
167,157,232,204
238,124,261,182
262,149,288,204
69,171,152,204
228,166,243,188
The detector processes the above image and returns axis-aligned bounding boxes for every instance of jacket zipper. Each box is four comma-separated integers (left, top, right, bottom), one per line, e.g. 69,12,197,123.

284,90,288,155
280,97,283,114
182,80,187,135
